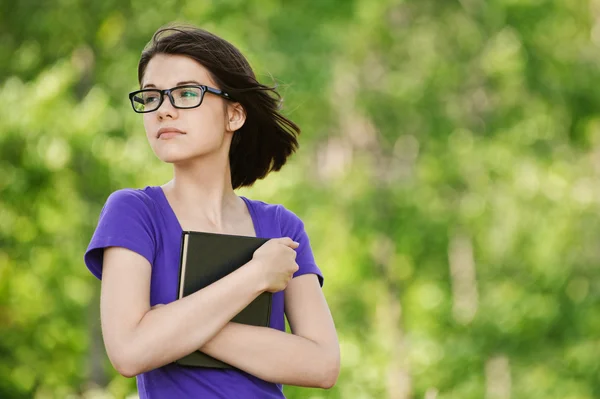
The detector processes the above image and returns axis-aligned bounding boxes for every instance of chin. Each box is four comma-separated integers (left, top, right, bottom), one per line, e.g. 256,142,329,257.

154,148,217,165
156,153,193,164
159,157,181,164
151,147,188,163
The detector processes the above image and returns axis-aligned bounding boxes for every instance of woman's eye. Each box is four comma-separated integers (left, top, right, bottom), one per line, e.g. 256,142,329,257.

181,90,198,97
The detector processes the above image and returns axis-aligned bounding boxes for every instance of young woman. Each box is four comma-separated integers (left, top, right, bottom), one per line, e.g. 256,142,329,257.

84,24,340,398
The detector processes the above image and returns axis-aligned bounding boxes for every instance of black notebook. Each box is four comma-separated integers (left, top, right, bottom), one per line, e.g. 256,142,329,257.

175,230,272,368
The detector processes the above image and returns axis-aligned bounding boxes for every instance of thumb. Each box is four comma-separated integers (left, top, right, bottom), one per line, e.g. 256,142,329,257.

278,237,300,249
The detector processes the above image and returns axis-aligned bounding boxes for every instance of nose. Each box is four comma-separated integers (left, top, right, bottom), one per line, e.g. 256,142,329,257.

156,93,178,119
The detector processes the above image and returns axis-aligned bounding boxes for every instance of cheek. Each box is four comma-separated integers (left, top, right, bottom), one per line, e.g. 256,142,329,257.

189,107,227,136
142,116,155,138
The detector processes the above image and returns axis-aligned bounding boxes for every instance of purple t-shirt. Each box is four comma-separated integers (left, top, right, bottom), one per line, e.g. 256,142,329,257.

84,186,323,398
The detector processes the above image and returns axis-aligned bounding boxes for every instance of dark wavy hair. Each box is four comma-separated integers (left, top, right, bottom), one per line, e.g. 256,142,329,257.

137,24,300,189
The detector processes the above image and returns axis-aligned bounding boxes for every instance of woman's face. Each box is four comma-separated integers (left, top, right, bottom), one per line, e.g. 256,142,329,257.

140,53,241,164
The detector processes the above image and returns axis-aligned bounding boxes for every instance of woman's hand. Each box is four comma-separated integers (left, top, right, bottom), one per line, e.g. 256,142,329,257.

251,237,300,293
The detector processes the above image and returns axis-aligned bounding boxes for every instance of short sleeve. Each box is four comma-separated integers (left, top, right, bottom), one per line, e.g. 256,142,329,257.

84,189,156,280
277,205,324,287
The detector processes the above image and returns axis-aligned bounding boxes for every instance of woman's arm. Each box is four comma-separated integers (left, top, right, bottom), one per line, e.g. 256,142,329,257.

200,274,341,388
100,246,264,378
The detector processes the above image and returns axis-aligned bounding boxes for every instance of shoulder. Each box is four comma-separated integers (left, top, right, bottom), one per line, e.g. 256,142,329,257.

243,197,306,235
96,187,160,226
102,187,156,213
85,187,159,280
276,204,305,230
105,187,153,206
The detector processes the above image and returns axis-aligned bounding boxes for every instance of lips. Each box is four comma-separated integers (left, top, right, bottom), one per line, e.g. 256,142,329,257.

157,127,185,139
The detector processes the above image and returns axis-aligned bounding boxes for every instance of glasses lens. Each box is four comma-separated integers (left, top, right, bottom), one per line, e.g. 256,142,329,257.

171,87,203,108
132,90,161,112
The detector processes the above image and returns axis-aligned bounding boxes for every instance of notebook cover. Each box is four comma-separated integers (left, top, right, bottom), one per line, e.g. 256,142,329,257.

175,231,272,368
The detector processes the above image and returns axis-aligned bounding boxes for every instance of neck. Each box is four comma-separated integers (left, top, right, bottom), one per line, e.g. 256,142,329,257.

163,150,239,231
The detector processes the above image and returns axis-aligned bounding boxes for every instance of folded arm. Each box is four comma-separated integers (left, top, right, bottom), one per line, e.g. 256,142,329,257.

100,246,265,377
200,274,340,388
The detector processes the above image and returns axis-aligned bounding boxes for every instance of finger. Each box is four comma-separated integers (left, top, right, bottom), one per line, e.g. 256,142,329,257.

277,237,300,248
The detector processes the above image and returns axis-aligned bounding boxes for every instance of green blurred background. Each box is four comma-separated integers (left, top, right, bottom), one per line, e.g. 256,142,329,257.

1,0,600,398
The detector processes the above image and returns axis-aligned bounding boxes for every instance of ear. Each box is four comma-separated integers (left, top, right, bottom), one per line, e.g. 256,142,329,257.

226,102,246,132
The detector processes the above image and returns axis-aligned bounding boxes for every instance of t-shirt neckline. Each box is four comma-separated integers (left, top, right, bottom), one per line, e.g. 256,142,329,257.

150,185,262,238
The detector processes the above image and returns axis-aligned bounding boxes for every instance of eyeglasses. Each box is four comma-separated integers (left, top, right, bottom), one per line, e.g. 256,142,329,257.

128,85,232,113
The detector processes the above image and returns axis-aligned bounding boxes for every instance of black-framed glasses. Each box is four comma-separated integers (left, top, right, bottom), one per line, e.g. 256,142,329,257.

128,85,232,113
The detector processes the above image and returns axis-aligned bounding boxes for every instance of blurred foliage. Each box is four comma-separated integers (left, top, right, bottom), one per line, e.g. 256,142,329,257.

1,0,600,398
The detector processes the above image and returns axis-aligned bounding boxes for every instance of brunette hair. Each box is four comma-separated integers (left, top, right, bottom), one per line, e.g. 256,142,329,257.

137,24,300,189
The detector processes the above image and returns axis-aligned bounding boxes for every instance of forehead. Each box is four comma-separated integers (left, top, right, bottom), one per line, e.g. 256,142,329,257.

142,54,216,88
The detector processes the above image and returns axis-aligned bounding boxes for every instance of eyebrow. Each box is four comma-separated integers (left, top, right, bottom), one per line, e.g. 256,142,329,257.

142,80,202,89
